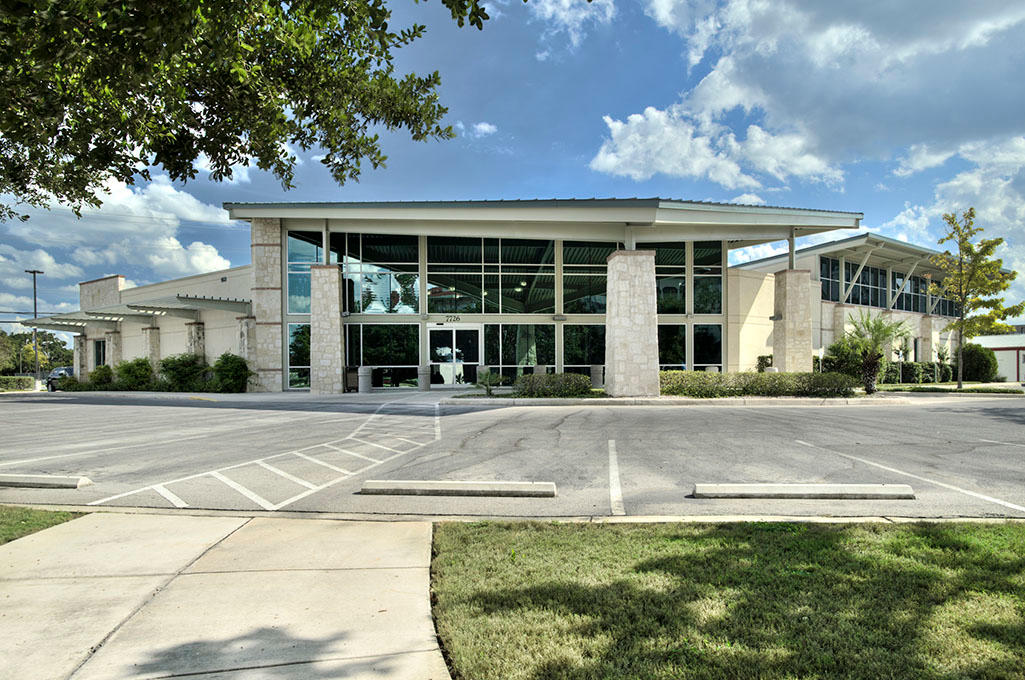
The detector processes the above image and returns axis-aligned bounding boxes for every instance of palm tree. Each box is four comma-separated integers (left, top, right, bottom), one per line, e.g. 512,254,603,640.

847,311,910,394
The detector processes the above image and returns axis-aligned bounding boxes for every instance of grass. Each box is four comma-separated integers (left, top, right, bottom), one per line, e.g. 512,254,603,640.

457,389,608,399
0,505,80,545
877,385,1022,394
432,522,1025,680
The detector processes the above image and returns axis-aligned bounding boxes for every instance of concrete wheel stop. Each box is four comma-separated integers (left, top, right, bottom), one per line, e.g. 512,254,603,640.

692,483,915,500
0,474,93,489
360,480,557,497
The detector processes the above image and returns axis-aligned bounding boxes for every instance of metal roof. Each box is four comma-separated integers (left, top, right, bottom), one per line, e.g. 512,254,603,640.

21,295,251,331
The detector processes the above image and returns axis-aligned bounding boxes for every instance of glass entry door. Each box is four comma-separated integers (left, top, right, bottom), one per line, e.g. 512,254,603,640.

429,325,481,386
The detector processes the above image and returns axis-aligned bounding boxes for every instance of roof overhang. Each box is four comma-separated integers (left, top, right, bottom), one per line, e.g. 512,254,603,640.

21,295,251,332
224,198,862,248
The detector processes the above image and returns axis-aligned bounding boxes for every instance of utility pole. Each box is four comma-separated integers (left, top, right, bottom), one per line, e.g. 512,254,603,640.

25,269,43,387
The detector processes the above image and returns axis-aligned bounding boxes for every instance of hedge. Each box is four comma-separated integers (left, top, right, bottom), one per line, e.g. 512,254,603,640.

54,353,253,393
660,370,858,398
0,376,34,391
954,343,999,382
514,372,593,398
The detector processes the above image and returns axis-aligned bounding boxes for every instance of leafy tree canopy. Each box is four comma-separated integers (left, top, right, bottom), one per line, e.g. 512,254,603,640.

0,0,494,221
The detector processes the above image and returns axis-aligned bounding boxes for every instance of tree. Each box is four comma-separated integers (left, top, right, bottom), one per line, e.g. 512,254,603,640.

929,208,1025,388
0,0,493,221
847,311,909,394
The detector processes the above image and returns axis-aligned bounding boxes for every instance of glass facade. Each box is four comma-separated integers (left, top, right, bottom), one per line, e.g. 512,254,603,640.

693,241,723,314
345,323,420,387
287,323,310,389
484,324,556,380
563,324,605,373
652,242,687,313
658,325,687,370
820,255,958,316
286,231,323,314
693,324,723,370
563,241,618,313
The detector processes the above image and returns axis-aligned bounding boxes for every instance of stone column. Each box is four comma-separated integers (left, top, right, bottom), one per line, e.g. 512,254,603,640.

185,322,206,359
142,326,161,369
604,250,659,397
920,315,935,362
104,330,122,367
832,304,850,341
251,217,284,391
310,265,345,394
237,316,257,390
772,270,812,372
73,335,88,382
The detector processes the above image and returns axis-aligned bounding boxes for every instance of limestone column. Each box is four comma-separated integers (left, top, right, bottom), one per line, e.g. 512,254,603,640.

310,265,345,394
772,270,812,372
832,304,850,341
142,326,161,369
73,335,88,381
604,250,659,397
251,217,284,391
185,321,206,359
104,330,122,367
920,315,935,362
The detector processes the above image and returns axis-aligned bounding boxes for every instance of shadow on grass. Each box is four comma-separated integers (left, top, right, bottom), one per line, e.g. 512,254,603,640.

439,523,1025,680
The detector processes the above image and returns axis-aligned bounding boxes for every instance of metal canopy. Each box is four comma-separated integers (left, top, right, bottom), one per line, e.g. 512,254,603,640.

20,294,252,333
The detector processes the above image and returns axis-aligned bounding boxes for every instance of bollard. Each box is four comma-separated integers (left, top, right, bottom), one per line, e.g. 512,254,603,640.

765,366,779,373
358,366,372,393
590,364,604,388
533,365,546,375
417,365,431,391
704,366,720,373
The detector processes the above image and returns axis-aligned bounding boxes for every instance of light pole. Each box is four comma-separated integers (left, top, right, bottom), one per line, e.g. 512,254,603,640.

25,269,43,387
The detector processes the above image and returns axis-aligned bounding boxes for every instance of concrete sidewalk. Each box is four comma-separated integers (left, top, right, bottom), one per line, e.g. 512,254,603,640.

0,513,450,680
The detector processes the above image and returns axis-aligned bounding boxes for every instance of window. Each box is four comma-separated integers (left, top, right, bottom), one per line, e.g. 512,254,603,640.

820,257,840,302
563,241,618,313
563,324,605,373
329,233,419,314
287,323,310,389
93,339,106,368
693,241,723,314
658,325,686,370
345,324,420,387
651,242,688,314
484,324,555,380
693,324,722,370
287,231,323,314
426,237,555,314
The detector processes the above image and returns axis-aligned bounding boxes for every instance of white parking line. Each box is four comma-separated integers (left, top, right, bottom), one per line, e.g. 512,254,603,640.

795,440,1025,513
258,461,317,490
608,440,625,516
210,471,275,511
980,438,1025,448
349,437,402,454
293,452,350,474
153,484,188,508
322,444,380,463
435,404,442,441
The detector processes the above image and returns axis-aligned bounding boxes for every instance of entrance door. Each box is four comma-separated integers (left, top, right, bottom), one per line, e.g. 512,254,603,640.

429,325,481,386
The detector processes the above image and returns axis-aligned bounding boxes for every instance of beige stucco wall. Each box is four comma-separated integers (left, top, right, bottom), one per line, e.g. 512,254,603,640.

79,275,125,310
726,269,774,372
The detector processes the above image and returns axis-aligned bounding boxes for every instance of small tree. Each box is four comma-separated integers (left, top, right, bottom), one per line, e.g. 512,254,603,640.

475,369,506,397
930,208,1025,388
847,311,909,394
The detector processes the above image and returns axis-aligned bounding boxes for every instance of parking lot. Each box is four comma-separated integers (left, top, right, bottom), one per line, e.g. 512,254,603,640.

1,391,1024,519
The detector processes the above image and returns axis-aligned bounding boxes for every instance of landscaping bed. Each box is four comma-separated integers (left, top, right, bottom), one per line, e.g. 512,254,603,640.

433,521,1025,680
877,385,1022,394
0,505,79,545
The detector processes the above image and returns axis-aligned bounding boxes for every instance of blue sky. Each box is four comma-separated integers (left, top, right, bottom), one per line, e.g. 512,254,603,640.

3,0,1025,335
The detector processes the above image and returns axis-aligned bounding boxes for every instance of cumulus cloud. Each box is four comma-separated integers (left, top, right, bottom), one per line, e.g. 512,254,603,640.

730,193,765,205
5,175,234,280
0,245,84,292
527,0,616,56
470,122,498,138
595,2,1025,190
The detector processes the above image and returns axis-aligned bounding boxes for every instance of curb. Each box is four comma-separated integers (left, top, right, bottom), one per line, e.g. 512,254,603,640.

361,480,557,498
0,474,93,489
442,396,913,407
692,483,916,500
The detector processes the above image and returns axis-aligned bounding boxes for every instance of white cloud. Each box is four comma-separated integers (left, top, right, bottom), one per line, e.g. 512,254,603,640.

730,193,765,205
527,0,616,56
6,175,234,280
893,145,956,177
0,245,85,294
470,122,498,138
194,154,252,184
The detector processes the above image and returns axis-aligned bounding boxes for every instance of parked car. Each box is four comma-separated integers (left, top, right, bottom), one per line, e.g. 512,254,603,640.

46,366,74,391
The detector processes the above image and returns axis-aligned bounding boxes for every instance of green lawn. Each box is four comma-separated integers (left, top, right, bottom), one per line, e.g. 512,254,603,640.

433,522,1025,680
0,505,80,545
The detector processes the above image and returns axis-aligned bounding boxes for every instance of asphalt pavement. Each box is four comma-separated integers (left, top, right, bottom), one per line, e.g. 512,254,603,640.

2,389,1024,519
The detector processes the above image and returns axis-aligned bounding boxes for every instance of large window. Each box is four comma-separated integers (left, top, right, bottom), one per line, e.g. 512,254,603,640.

693,241,723,314
484,324,555,380
329,233,419,314
426,237,555,314
892,272,928,313
287,231,323,314
820,255,958,316
820,256,840,302
693,324,722,371
93,339,106,368
652,242,687,313
345,323,420,387
563,324,605,373
658,325,687,370
287,323,310,389
563,241,618,313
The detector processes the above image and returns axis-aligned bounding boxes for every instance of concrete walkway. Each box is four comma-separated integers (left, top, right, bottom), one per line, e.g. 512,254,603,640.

0,513,450,680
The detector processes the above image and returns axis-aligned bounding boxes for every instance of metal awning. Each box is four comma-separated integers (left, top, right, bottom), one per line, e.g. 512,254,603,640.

21,295,251,332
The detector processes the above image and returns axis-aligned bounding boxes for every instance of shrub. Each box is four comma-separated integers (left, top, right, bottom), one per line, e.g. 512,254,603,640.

0,376,33,391
160,353,210,391
659,371,857,398
881,362,899,384
57,375,88,391
756,355,773,372
514,372,592,398
115,358,155,390
475,369,507,397
822,336,862,378
954,343,999,382
88,364,114,387
919,362,938,384
900,361,924,384
211,353,252,393
940,363,953,382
